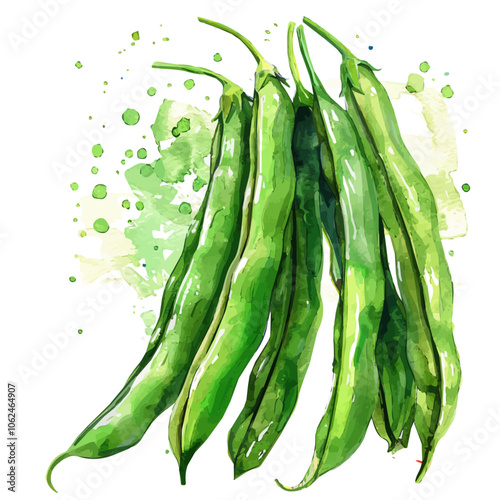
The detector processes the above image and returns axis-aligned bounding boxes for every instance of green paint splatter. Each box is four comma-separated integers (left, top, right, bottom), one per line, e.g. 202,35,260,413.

135,201,145,211
121,159,126,165
463,129,468,134
131,42,135,46
75,61,82,69
193,176,207,192
265,30,271,34
104,81,108,86
153,245,159,251
122,199,131,209
73,218,78,222
137,148,147,159
448,250,454,257
147,87,157,96
92,184,107,199
441,85,454,98
205,96,210,101
79,230,87,237
70,182,79,191
406,73,424,94
92,144,104,158
179,202,192,215
76,203,80,207
356,34,360,39
125,149,133,158
172,117,191,137
167,83,172,88
122,108,140,126
69,276,76,282
165,449,170,454
184,79,195,90
132,31,140,41
419,61,430,73
462,183,470,192
444,72,450,76
93,218,109,233
89,116,92,120
91,166,99,174
162,37,169,41
213,53,222,62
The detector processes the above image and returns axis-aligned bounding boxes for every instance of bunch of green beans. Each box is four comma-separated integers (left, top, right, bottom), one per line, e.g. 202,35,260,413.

47,16,461,493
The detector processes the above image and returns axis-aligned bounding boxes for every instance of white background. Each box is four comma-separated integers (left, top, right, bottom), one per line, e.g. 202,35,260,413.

1,1,499,499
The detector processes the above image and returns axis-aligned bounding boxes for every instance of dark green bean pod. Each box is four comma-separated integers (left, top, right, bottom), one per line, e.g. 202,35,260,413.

168,18,296,485
278,26,384,491
227,22,323,477
303,17,461,482
46,65,252,492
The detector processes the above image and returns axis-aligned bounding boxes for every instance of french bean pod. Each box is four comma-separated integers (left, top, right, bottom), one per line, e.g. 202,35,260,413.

227,22,323,477
168,18,296,484
46,65,252,492
303,17,461,481
278,26,384,491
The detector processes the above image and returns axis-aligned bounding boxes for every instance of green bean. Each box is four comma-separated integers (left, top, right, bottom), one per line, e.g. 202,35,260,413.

168,18,296,484
303,17,462,481
373,219,416,452
227,22,323,477
278,26,384,491
46,65,252,492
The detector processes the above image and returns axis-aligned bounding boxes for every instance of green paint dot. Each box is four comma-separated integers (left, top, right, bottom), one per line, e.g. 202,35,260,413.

167,83,172,88
153,245,159,251
92,144,104,158
131,42,135,46
356,34,360,39
76,203,80,207
121,159,126,165
184,79,195,90
92,184,107,199
122,199,130,209
165,449,170,454
75,61,82,69
147,87,157,96
179,202,192,215
78,329,83,334
137,148,147,159
122,108,140,126
419,61,430,73
103,81,108,85
441,85,454,98
93,218,109,233
205,96,210,101
69,276,76,282
89,116,92,120
79,230,87,237
406,73,424,93
448,250,454,257
125,149,133,158
463,129,468,134
462,183,470,192
265,30,271,34
116,170,120,174
91,166,99,174
73,218,78,222
132,31,140,41
162,37,169,41
70,182,79,191
444,72,450,76
213,53,222,62
135,201,144,211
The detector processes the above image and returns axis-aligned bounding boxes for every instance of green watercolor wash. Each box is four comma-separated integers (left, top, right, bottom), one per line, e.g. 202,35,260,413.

213,53,222,62
462,183,470,192
147,87,157,96
122,199,131,209
93,218,109,233
92,144,104,158
178,202,192,215
135,201,145,211
131,31,140,41
184,79,195,90
137,148,147,159
122,108,140,126
78,329,83,334
125,149,133,158
75,61,82,69
92,184,107,199
91,166,99,174
69,276,76,282
406,73,424,93
448,250,454,257
70,182,79,191
140,164,154,177
79,230,87,237
140,310,156,335
441,85,454,98
419,61,430,73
